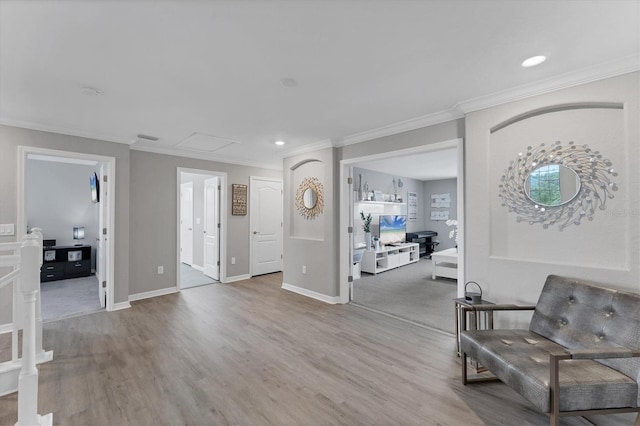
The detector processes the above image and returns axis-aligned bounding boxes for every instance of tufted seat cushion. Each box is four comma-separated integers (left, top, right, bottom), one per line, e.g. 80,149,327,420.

460,329,638,413
529,275,640,406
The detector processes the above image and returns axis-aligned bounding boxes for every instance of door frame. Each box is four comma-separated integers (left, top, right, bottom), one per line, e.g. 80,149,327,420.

176,168,227,286
17,145,117,312
338,138,465,304
249,176,283,277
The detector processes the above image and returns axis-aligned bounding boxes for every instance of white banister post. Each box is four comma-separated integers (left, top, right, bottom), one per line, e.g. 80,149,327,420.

29,228,44,357
16,234,52,426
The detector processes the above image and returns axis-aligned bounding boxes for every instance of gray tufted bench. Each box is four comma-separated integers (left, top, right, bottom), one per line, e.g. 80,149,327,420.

460,275,640,425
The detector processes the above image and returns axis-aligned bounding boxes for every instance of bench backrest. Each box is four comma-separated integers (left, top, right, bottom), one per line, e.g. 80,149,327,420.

529,275,640,385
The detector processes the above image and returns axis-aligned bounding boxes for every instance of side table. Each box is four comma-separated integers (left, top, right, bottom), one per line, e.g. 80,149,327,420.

454,297,494,372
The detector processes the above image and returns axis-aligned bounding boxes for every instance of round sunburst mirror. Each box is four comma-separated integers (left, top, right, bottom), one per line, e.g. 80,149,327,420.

295,177,324,219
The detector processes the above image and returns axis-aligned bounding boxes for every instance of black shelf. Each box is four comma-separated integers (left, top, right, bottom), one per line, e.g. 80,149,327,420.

405,231,439,257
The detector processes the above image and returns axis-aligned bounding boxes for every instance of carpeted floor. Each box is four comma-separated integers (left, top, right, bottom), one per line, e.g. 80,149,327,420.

353,258,457,333
180,263,216,289
41,275,104,322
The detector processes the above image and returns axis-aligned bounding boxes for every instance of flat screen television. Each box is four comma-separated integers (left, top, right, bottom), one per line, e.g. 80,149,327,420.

90,172,100,203
379,215,406,245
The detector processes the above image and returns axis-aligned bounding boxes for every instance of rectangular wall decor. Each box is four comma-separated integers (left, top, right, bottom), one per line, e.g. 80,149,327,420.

232,184,247,215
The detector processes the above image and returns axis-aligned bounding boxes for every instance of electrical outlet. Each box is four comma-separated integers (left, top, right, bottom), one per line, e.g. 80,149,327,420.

302,265,307,274
157,266,164,274
231,257,236,265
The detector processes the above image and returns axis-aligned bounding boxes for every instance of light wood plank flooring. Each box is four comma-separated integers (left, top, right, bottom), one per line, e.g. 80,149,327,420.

0,273,635,425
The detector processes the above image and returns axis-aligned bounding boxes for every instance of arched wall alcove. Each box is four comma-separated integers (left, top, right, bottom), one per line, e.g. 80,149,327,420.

290,158,324,240
489,103,626,268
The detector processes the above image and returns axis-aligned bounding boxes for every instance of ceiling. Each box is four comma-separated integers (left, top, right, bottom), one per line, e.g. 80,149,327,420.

1,1,638,170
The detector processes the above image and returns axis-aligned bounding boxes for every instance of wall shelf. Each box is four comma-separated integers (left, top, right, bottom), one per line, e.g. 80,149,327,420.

356,200,404,206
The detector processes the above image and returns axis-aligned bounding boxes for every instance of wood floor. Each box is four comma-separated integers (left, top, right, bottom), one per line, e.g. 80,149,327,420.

0,273,636,425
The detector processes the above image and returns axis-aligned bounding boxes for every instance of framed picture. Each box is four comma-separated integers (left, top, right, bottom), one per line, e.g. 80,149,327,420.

90,172,100,203
373,190,383,201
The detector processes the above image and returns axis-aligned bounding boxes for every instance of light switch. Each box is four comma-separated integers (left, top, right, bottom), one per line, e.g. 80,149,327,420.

0,224,15,236
195,218,201,225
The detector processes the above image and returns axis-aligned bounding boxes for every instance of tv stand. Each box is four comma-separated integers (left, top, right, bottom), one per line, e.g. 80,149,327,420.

360,243,419,274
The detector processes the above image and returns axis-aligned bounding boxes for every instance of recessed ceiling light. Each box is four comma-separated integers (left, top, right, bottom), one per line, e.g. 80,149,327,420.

522,55,546,68
274,140,285,146
81,86,103,96
279,78,298,88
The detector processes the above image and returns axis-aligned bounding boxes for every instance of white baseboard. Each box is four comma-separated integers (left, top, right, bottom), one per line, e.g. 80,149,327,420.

111,301,131,311
129,286,178,302
190,264,204,272
223,274,251,283
281,282,340,304
0,323,12,334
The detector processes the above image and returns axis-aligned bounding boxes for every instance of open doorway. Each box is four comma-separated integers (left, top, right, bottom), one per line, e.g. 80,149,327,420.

177,169,226,289
17,146,116,320
339,139,464,333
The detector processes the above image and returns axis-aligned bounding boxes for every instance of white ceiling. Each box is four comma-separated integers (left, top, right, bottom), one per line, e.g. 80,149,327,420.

1,1,638,170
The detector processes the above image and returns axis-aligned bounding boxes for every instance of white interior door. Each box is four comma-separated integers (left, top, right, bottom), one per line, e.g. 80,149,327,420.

180,182,194,265
97,165,107,308
203,177,219,280
250,177,283,276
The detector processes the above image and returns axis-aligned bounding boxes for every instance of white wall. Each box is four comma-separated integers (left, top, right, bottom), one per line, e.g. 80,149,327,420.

26,159,100,269
465,72,639,327
423,178,457,251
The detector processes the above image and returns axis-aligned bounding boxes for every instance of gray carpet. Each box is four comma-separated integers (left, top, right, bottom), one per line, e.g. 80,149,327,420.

353,258,457,333
41,275,104,322
180,263,216,289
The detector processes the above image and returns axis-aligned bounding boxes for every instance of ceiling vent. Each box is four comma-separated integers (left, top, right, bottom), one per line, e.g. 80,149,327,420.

176,132,240,153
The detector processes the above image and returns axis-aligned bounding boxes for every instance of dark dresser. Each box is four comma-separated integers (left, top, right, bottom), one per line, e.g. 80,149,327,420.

41,245,92,282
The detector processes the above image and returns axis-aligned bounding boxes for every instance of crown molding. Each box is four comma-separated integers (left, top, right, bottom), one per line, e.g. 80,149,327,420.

280,138,334,159
130,142,283,171
336,109,464,147
0,118,133,145
455,54,640,114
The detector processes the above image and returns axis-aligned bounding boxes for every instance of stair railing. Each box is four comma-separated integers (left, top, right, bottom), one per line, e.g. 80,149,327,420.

0,230,52,425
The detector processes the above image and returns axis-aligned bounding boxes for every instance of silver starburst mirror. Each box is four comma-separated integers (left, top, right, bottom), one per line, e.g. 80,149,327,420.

498,141,617,230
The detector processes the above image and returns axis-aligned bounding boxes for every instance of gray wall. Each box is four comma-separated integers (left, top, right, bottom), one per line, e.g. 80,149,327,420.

283,147,339,297
423,178,458,251
0,125,131,326
339,120,465,161
465,72,639,327
26,160,100,269
128,150,282,295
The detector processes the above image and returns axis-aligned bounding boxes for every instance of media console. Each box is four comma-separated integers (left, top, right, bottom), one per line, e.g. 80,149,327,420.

360,243,419,275
41,245,92,282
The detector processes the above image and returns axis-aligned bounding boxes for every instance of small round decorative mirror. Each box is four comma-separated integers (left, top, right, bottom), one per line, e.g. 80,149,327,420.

303,188,317,209
524,164,581,207
295,177,324,219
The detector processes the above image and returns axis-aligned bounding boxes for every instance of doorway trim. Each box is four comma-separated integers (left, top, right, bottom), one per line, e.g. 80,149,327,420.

17,145,117,312
338,138,465,304
176,167,227,286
